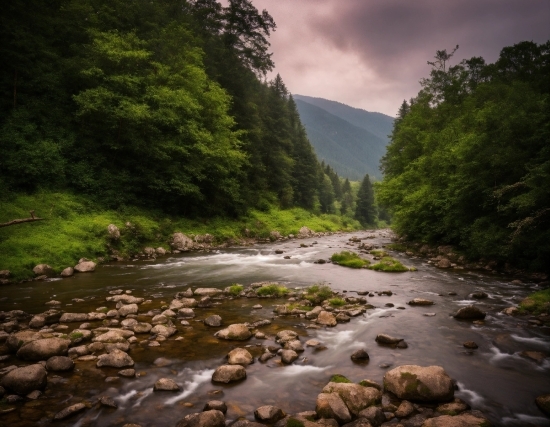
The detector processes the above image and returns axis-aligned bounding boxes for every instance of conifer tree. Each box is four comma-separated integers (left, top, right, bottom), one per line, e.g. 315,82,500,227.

355,174,376,226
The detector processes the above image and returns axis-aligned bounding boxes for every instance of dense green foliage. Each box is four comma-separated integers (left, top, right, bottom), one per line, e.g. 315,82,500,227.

355,174,376,226
331,251,370,268
294,97,391,181
0,0,343,217
378,41,550,272
0,191,359,281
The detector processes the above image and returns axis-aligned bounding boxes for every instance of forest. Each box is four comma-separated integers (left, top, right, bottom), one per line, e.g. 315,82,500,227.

378,41,550,272
0,0,376,220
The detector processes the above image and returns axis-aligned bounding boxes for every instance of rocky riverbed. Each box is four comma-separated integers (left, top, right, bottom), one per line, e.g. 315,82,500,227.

0,230,549,426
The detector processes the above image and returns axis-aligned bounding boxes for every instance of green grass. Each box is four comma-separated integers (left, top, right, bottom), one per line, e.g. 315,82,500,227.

331,251,370,268
519,288,550,315
370,249,388,257
256,284,289,297
286,418,305,427
330,374,352,383
328,297,346,307
305,283,334,304
368,256,410,272
228,284,244,296
0,191,362,281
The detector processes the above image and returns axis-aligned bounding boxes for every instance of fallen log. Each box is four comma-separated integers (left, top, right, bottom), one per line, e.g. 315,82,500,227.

0,210,44,228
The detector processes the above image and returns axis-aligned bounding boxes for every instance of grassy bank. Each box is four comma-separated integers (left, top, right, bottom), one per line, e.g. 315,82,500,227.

0,191,361,281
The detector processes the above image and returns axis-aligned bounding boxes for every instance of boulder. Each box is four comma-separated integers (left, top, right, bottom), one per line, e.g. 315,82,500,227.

298,226,314,238
214,324,251,341
133,322,152,334
254,405,285,423
92,330,132,343
106,295,144,304
227,348,253,366
16,337,70,361
212,365,246,383
315,392,352,425
151,324,177,337
74,261,96,273
6,330,42,352
453,306,486,320
33,264,54,276
383,365,454,402
437,258,451,269
178,308,196,318
317,311,337,327
60,267,74,277
276,330,299,343
53,403,87,420
60,312,89,323
375,334,403,345
154,378,180,391
357,407,385,427
144,247,156,257
0,364,47,395
322,382,381,416
29,315,46,329
536,394,550,416
281,350,298,364
118,304,138,317
204,400,227,414
46,356,74,371
284,339,304,352
471,292,488,299
421,413,491,427
395,400,414,418
436,398,470,416
408,298,434,306
108,224,120,240
96,349,134,368
176,410,226,427
173,298,198,308
306,306,323,320
350,349,370,362
172,233,194,251
204,315,222,327
198,297,213,308
156,247,167,256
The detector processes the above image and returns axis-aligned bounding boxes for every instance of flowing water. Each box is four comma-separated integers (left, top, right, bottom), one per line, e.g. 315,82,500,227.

1,230,549,427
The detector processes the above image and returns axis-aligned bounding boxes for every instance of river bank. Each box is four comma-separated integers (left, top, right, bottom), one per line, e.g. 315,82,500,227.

0,191,362,283
0,230,549,426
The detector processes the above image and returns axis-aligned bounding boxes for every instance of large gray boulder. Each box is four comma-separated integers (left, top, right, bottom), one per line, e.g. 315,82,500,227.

151,324,177,337
175,410,226,427
227,348,253,366
315,392,352,424
6,330,42,352
194,288,223,296
453,306,486,320
60,312,89,323
212,365,246,383
16,337,70,361
172,233,195,251
383,365,454,402
96,349,134,368
0,364,47,395
322,382,381,416
281,350,298,364
214,324,251,340
204,315,222,327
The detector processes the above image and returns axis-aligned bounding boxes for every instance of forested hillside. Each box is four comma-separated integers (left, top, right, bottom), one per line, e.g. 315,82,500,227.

378,41,550,272
0,0,335,216
294,96,392,181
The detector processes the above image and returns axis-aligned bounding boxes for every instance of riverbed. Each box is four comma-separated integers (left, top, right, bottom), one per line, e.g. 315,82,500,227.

1,230,549,426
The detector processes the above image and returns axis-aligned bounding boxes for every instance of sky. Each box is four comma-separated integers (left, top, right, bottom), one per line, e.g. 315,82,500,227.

251,0,550,117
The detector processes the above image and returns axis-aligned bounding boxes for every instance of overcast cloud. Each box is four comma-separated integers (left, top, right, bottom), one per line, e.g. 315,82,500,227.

253,0,550,116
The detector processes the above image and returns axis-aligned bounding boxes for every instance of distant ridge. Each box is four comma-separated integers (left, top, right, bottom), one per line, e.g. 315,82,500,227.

294,95,394,181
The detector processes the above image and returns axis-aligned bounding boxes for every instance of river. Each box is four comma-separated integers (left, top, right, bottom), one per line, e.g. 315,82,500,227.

1,230,549,426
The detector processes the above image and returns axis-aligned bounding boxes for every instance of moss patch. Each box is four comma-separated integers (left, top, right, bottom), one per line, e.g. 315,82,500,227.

256,284,289,298
286,418,305,427
304,283,334,304
519,288,550,315
328,297,346,307
330,374,352,383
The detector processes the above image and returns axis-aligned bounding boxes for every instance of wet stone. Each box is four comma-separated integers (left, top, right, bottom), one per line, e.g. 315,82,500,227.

204,400,227,414
119,369,136,377
53,403,87,420
463,341,478,349
154,378,180,391
100,396,118,408
350,349,370,361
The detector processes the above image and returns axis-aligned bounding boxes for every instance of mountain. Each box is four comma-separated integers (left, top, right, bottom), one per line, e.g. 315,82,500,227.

293,95,394,181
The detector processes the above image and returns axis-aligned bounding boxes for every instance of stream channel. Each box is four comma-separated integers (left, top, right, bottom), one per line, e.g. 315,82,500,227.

1,230,549,427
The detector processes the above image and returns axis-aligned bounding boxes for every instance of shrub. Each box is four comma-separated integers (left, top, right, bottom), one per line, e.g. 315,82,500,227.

370,249,388,257
331,251,370,268
368,256,409,272
256,284,289,297
328,297,346,307
228,284,244,296
305,283,333,304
